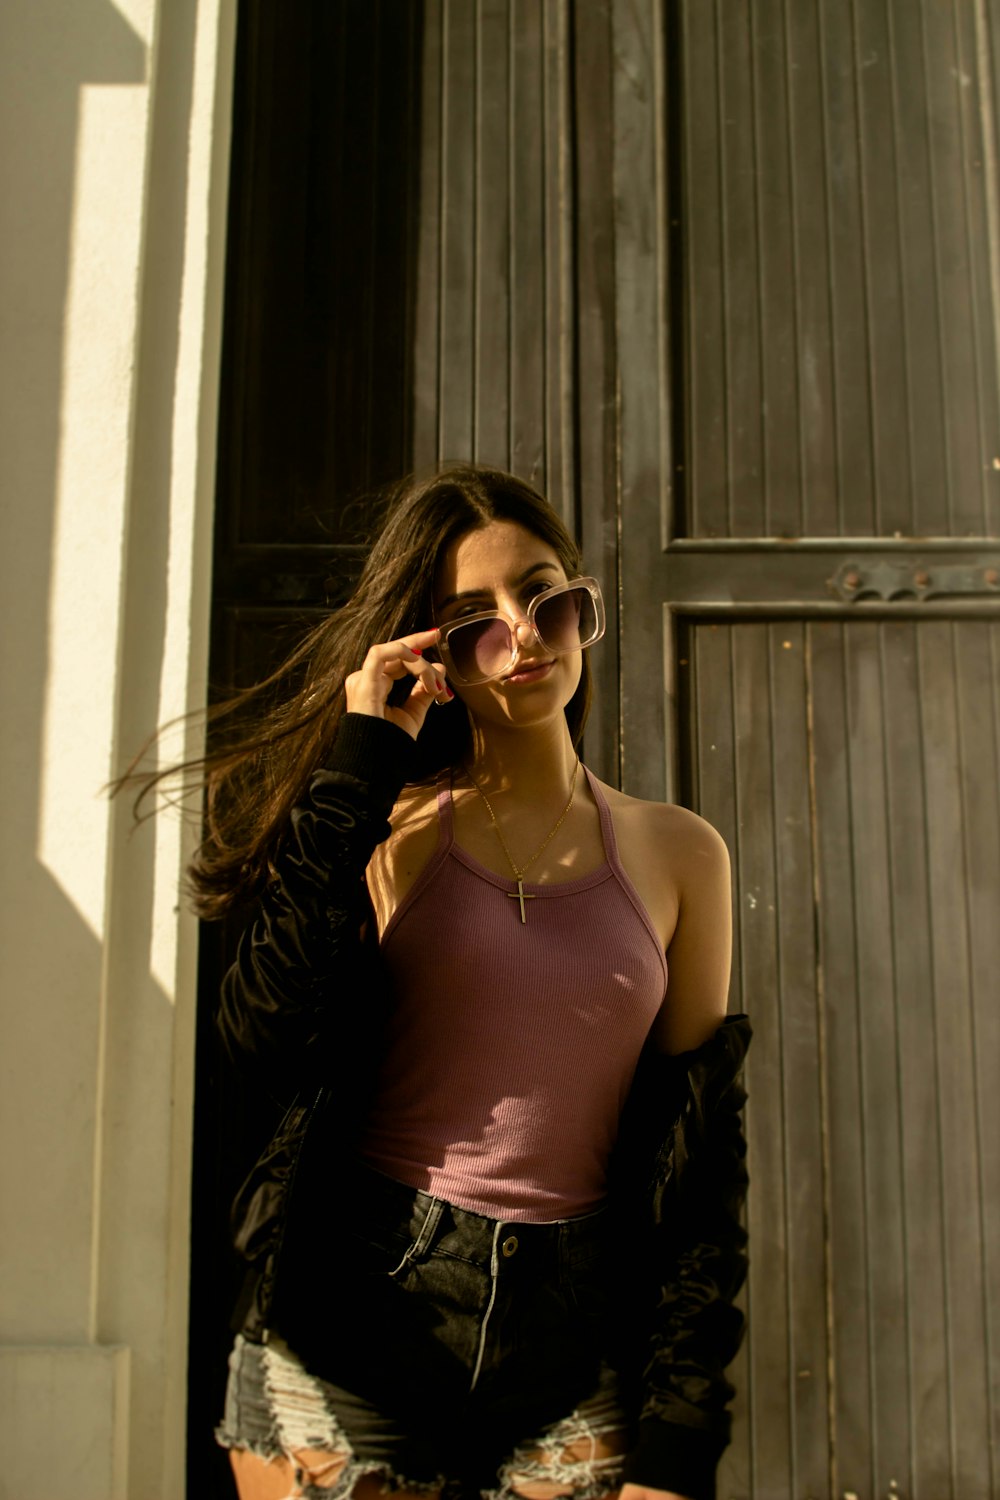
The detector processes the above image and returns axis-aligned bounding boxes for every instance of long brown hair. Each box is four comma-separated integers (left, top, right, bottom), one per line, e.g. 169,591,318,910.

117,465,593,920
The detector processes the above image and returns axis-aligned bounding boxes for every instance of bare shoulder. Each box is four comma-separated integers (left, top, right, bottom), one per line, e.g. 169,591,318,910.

389,778,440,828
595,779,730,886
593,780,732,1052
367,780,441,935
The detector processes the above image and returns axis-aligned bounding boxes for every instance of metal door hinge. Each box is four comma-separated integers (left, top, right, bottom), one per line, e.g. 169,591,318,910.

832,559,1000,602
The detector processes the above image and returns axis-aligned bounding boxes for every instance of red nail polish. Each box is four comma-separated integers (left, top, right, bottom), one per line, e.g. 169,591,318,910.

411,648,423,657
445,686,454,699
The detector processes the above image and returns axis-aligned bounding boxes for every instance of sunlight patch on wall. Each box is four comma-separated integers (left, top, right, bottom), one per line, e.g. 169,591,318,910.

109,0,153,50
146,0,227,999
38,84,148,936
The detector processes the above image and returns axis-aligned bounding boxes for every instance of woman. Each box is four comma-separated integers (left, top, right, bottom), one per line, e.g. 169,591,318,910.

151,466,749,1500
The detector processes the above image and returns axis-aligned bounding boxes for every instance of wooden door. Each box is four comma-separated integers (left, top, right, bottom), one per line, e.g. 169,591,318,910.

569,3,1000,1497
196,2,1000,1496
189,6,425,1493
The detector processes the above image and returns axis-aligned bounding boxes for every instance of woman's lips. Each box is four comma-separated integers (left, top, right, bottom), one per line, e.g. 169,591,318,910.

503,658,556,685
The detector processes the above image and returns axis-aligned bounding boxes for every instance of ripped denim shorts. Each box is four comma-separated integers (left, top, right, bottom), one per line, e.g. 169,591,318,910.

216,1161,633,1499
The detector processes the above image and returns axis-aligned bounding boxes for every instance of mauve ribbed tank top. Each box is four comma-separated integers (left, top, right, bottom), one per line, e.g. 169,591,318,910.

358,767,668,1221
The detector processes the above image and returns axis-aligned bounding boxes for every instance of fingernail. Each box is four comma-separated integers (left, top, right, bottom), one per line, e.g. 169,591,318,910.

445,686,454,699
411,648,423,657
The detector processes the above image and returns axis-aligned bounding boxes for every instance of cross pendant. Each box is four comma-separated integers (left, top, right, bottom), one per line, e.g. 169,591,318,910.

507,879,536,924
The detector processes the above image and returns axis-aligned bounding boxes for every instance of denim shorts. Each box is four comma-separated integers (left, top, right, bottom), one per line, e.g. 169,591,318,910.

216,1162,633,1498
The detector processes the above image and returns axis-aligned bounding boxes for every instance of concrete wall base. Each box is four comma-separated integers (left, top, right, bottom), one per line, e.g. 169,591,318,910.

0,1344,130,1500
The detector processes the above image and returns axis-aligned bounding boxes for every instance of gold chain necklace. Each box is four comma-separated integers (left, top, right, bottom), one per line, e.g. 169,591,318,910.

464,760,580,924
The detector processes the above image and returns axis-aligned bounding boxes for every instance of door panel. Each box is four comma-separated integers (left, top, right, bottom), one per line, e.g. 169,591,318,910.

685,618,1000,1498
213,0,423,592
411,0,573,516
680,0,1000,540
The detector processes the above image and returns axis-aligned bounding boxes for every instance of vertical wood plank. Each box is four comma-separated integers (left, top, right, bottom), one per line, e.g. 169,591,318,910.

413,0,444,470
358,1,384,488
752,0,802,541
953,619,1000,1497
879,619,950,1497
918,622,991,1492
732,624,790,1497
717,2,764,537
768,622,829,1498
474,0,511,469
842,622,911,1494
687,623,749,1494
818,1,878,536
785,0,839,539
965,2,1000,543
571,0,620,786
961,6,1000,540
438,0,476,461
852,0,911,539
888,1,949,537
688,624,742,1013
683,0,729,537
509,0,546,482
808,621,872,1498
542,0,574,523
922,0,990,536
304,5,347,504
612,0,672,800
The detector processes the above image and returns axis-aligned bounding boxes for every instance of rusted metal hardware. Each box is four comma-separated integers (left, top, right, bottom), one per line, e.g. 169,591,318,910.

832,559,1000,601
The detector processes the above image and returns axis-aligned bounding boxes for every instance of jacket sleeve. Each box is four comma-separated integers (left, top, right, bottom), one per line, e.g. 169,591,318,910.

619,1014,752,1500
214,713,417,1093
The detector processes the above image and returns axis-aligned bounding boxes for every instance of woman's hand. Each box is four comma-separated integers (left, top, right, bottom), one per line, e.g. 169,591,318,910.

344,628,452,740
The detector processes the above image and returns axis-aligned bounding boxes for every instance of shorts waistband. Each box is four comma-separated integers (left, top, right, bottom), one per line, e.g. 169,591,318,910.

346,1158,611,1271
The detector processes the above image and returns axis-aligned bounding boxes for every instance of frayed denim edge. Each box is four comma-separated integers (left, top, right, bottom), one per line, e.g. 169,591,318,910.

215,1425,447,1500
484,1408,626,1500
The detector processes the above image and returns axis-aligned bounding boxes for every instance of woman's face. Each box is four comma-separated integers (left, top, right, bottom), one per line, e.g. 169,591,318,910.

433,520,583,731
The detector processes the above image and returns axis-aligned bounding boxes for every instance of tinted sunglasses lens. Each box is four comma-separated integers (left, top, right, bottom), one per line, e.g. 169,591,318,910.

446,616,513,682
534,586,598,653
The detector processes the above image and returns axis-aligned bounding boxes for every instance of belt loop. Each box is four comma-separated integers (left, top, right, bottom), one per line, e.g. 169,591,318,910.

411,1197,443,1259
389,1196,444,1280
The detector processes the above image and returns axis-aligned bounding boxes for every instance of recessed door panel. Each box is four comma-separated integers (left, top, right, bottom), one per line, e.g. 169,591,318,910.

685,618,1000,1499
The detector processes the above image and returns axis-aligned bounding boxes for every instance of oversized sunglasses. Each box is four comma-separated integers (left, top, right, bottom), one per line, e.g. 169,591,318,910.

434,577,605,686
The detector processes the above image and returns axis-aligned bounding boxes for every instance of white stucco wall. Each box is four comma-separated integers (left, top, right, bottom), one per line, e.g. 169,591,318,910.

0,0,234,1493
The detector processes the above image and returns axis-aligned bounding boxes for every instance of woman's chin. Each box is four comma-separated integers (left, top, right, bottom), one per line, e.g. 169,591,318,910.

462,664,581,733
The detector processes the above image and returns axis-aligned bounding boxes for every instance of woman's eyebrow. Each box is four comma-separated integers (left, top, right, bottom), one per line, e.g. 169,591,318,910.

437,561,559,611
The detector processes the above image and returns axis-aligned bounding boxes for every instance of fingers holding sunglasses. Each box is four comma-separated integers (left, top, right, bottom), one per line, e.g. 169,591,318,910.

389,656,454,740
345,631,453,738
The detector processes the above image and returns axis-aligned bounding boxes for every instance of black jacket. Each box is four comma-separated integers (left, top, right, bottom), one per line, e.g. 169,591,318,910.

217,712,751,1500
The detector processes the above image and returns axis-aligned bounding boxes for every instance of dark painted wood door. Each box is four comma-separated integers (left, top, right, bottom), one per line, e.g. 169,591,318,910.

189,6,425,1494
566,4,1000,1498
196,3,1000,1497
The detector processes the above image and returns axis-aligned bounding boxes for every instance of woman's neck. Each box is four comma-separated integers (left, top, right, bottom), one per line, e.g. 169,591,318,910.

464,718,579,804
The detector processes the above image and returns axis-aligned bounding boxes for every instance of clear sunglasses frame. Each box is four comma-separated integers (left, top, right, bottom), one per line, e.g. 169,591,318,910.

434,576,606,686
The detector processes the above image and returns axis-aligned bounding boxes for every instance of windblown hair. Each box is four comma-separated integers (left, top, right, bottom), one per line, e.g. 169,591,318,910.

116,465,593,921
